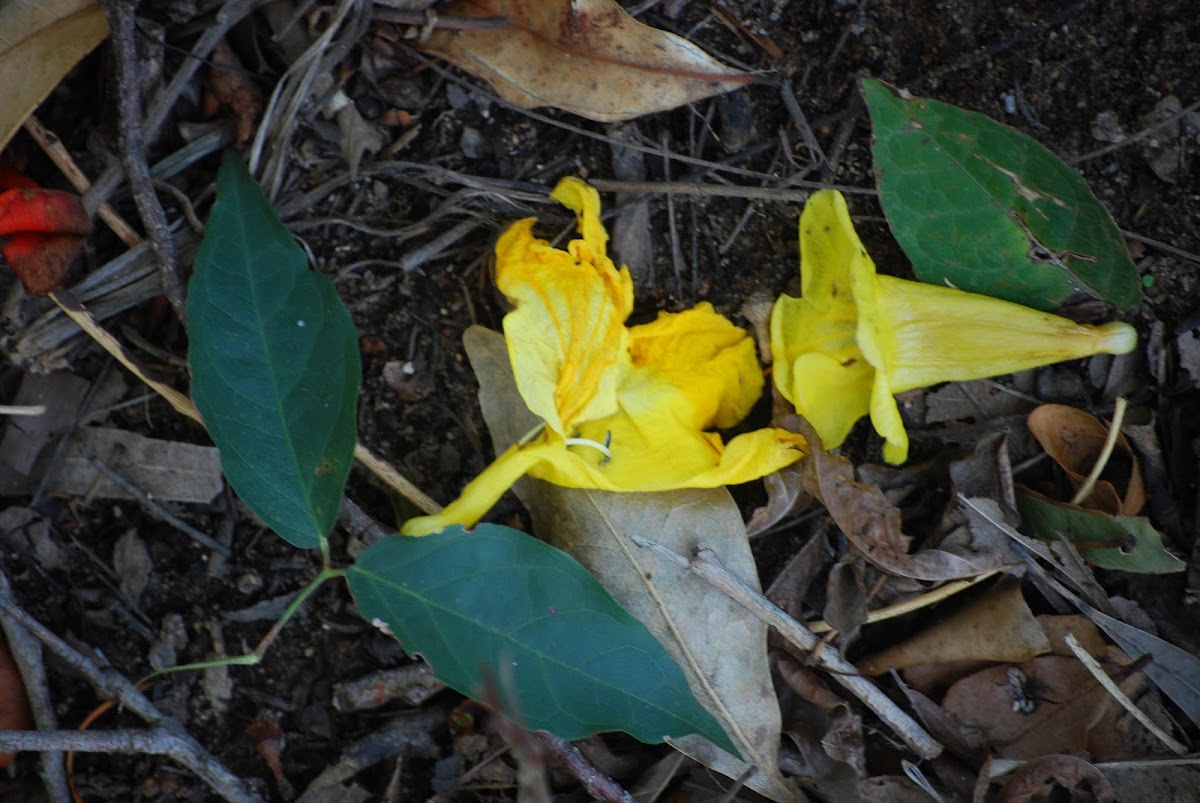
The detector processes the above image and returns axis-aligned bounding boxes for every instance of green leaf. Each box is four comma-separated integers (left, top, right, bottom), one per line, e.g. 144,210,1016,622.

188,151,360,549
347,524,737,753
1016,489,1184,573
862,77,1141,312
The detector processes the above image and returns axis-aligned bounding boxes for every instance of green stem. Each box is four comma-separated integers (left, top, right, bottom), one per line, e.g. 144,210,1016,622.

139,566,347,683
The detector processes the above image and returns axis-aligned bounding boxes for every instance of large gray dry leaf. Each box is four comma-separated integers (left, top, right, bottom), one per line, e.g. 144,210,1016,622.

463,325,801,803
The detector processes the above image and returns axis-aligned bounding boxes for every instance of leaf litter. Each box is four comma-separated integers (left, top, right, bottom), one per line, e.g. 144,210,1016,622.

3,0,1200,801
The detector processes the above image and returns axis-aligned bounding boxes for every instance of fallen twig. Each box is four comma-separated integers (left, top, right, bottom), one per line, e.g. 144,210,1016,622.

86,456,231,556
1064,632,1188,755
23,116,142,247
629,536,943,760
100,0,188,325
0,611,69,801
534,731,636,803
0,573,261,803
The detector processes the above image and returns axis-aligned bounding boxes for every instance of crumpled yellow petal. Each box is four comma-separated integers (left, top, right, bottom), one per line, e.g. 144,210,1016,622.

402,177,808,536
772,189,1138,465
400,424,805,537
628,303,764,430
496,177,633,437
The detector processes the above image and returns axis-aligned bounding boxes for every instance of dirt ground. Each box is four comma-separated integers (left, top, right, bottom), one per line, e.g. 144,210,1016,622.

2,0,1199,801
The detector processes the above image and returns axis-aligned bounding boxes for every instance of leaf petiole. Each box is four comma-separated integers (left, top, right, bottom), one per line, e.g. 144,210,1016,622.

138,566,347,684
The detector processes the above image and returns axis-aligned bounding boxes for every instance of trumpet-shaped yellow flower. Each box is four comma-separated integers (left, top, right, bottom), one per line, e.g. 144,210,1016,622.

403,178,805,536
771,190,1137,465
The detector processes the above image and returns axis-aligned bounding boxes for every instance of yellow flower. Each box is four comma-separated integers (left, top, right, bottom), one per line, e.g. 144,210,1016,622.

771,190,1137,465
402,178,805,536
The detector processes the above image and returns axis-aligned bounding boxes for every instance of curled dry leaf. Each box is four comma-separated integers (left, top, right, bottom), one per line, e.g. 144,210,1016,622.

994,754,1114,803
420,0,758,122
796,419,1011,581
747,463,810,537
942,651,1146,761
1026,403,1144,515
208,38,263,148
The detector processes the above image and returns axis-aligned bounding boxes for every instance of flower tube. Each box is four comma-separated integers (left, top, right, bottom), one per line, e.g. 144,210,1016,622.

771,190,1136,464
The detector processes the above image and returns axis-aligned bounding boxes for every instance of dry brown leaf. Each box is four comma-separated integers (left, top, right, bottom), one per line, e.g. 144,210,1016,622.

0,0,109,153
858,582,1050,677
463,325,801,803
747,463,810,537
421,0,757,122
994,754,1114,803
942,652,1141,760
798,427,1011,581
1026,403,1144,516
1036,615,1110,659
209,38,263,148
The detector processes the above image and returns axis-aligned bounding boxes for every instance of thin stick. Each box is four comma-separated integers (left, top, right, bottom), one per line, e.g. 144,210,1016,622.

588,178,831,202
87,456,232,556
0,574,261,803
100,0,188,325
1071,97,1200,164
1070,396,1127,506
23,116,143,248
0,728,175,752
533,732,636,803
353,443,442,515
0,614,70,801
0,404,45,416
1121,229,1200,266
1063,633,1188,755
806,571,998,635
50,290,201,424
629,536,943,760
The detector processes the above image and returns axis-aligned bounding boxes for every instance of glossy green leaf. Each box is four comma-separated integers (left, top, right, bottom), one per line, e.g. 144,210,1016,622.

863,77,1141,312
188,151,360,549
1016,489,1184,573
347,524,736,753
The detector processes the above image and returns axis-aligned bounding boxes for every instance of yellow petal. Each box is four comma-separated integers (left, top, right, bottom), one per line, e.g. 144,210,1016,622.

770,189,875,451
628,303,764,430
401,423,805,535
400,441,562,536
797,190,862,309
495,179,634,436
532,415,804,492
550,176,609,262
860,275,1137,394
